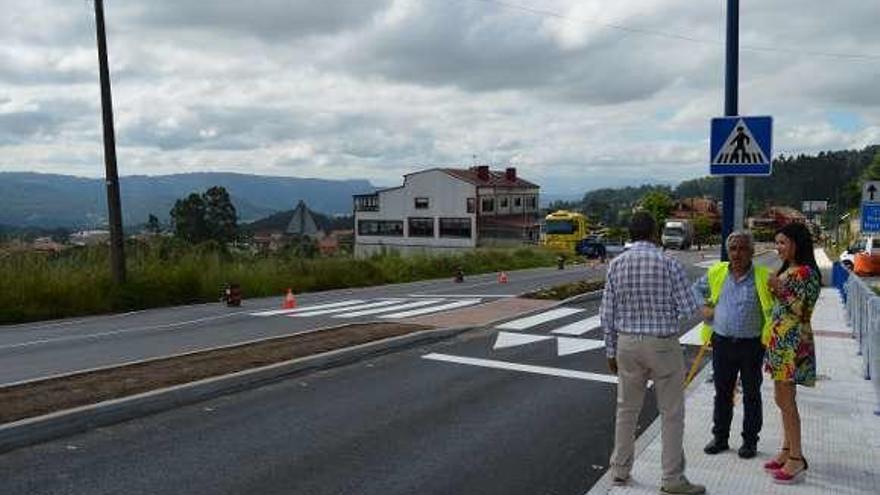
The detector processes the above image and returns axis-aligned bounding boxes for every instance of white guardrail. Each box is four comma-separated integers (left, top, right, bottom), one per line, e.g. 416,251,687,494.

837,262,880,414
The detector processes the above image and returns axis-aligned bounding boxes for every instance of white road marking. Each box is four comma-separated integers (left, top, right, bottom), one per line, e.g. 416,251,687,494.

379,299,481,318
551,315,601,336
679,323,704,346
334,299,445,318
290,299,405,317
407,294,515,298
695,259,719,269
493,331,553,350
249,299,366,316
556,337,605,356
496,307,584,330
422,353,618,384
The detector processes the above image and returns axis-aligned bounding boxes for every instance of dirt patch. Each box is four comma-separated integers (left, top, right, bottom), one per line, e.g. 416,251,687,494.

521,279,605,300
0,322,431,425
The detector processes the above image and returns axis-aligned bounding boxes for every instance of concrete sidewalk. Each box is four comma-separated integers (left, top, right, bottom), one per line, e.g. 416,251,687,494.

589,287,880,495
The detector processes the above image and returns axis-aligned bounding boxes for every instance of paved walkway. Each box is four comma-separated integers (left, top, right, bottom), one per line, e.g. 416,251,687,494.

589,286,880,495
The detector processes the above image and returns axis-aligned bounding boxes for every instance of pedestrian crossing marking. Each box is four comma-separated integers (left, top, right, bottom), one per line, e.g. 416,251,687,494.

334,299,444,318
290,299,405,317
493,331,553,350
712,118,768,165
496,307,584,330
556,337,605,356
249,299,367,316
679,323,704,346
379,299,481,319
551,315,601,336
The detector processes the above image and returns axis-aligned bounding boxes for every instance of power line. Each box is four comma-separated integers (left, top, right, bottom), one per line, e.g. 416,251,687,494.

469,0,880,62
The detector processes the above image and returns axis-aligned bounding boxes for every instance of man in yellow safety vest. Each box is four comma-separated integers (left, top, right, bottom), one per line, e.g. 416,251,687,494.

692,231,774,459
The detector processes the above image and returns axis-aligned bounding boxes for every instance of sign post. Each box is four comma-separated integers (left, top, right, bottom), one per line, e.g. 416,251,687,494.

862,181,880,233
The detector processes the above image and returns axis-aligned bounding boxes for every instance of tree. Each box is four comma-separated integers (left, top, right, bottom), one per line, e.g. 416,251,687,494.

639,191,674,226
693,214,713,250
863,151,880,181
146,213,161,234
203,186,238,242
170,187,239,244
170,193,208,243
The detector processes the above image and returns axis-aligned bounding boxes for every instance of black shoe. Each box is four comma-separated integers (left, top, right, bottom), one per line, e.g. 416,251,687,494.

738,443,757,459
703,438,729,455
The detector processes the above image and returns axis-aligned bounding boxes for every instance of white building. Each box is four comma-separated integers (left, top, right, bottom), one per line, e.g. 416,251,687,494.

353,166,540,257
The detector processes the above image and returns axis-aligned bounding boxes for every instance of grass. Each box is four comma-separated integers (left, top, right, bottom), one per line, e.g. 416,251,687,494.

0,239,560,324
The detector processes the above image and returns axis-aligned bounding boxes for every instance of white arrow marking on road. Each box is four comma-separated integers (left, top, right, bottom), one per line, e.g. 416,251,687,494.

679,323,704,346
556,337,605,356
551,315,601,336
496,307,584,330
334,299,444,318
290,299,405,317
493,331,554,350
422,353,618,383
379,299,481,318
250,299,366,316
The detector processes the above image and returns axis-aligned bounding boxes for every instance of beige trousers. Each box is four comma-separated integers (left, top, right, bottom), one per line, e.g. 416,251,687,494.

609,334,686,485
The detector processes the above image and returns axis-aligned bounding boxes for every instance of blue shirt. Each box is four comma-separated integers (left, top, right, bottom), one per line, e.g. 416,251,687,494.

692,265,763,339
601,241,699,358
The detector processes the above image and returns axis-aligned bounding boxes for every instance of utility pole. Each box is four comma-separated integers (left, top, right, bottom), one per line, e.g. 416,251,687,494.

94,0,126,283
721,0,740,261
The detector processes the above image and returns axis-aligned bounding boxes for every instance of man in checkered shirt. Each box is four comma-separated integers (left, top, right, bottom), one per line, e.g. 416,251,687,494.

600,211,704,495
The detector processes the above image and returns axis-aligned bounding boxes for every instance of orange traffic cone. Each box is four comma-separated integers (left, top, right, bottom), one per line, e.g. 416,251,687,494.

498,271,509,284
282,288,297,309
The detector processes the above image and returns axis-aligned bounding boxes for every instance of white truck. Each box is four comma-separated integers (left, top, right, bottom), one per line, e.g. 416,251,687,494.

661,219,694,250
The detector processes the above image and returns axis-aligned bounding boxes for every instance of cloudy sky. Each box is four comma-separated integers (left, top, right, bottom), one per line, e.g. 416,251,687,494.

1,1,879,194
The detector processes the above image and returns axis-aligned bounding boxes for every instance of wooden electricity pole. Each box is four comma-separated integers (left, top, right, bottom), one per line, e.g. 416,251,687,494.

94,0,126,283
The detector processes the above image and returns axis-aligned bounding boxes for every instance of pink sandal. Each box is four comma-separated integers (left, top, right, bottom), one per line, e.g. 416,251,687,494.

771,456,808,485
763,448,788,472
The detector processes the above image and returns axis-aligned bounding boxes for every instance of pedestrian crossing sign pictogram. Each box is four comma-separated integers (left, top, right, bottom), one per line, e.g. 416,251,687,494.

710,116,773,175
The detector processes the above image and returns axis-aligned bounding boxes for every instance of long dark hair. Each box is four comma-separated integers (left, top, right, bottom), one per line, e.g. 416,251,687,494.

776,222,821,284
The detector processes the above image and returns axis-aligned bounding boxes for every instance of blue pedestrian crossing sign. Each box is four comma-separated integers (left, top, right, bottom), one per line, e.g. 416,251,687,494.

710,116,773,175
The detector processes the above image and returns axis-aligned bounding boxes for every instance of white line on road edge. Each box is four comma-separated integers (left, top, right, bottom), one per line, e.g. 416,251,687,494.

551,315,601,336
379,299,481,318
249,299,366,316
334,299,444,318
496,307,584,330
422,353,619,383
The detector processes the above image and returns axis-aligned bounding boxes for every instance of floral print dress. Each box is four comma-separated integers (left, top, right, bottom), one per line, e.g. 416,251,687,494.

765,265,820,386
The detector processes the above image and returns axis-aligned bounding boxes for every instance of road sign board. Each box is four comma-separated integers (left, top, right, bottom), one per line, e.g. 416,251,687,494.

862,181,880,204
862,203,880,233
710,116,773,175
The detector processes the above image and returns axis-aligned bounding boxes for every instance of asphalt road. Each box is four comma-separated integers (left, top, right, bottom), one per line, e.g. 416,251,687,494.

0,249,766,495
0,263,606,385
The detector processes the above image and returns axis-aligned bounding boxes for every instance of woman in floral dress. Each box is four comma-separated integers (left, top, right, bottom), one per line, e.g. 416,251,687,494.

763,222,821,485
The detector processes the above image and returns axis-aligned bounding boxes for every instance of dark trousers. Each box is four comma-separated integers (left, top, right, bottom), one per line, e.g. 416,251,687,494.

711,333,764,445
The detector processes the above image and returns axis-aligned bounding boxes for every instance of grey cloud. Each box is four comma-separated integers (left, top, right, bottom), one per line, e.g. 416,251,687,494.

0,99,92,144
134,0,392,40
337,4,676,104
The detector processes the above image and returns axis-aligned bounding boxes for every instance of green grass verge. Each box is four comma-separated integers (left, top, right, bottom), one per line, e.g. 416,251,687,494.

0,239,559,324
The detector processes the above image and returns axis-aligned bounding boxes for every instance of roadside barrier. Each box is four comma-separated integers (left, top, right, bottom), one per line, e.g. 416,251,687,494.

840,262,880,413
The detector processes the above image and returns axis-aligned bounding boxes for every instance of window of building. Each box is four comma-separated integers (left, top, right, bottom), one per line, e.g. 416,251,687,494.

439,218,472,238
499,196,508,208
481,197,494,213
358,220,404,237
414,197,429,209
466,197,475,213
514,197,522,207
408,217,434,237
526,196,537,209
354,195,379,212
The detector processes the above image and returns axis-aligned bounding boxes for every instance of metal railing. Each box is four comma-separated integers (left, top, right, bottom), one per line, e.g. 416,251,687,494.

838,262,880,413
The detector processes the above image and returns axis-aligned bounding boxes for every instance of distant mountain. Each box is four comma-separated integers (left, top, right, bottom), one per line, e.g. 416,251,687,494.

0,172,374,228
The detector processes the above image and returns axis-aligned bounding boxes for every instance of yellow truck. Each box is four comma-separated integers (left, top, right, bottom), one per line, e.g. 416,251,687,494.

542,210,590,253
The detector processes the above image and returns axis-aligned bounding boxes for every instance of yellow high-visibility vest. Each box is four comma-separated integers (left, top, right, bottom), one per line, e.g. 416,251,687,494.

700,262,774,346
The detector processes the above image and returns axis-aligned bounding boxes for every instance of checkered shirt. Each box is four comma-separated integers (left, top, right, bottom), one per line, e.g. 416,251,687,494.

600,241,699,358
